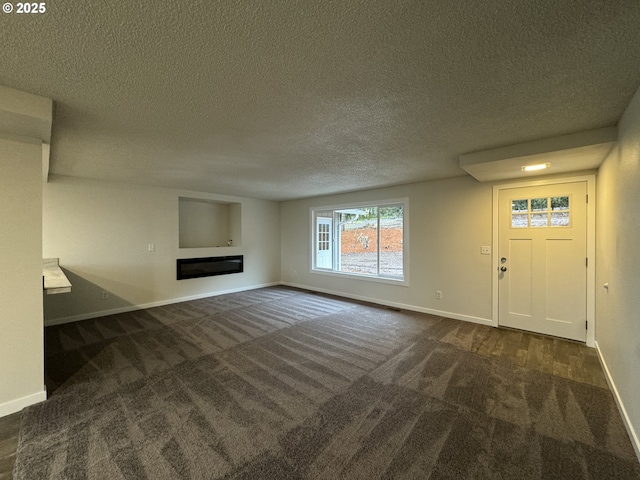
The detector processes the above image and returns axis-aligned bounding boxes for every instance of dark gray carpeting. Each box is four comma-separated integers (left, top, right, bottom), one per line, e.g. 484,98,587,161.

13,287,640,479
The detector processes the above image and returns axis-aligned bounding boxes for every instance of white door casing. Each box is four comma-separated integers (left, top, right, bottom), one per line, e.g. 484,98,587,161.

493,177,595,343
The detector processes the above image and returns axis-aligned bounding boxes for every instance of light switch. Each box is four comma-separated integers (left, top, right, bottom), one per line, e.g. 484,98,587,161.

481,246,491,255
148,243,155,252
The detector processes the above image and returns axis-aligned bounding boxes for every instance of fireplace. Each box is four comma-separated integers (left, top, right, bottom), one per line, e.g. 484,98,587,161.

177,255,243,280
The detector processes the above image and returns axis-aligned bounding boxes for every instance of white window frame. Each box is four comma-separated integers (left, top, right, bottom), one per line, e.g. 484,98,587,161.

310,198,409,285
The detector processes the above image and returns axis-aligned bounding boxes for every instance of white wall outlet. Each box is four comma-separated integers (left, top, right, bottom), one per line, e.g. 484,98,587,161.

436,290,443,300
481,246,491,255
101,290,109,299
148,243,155,252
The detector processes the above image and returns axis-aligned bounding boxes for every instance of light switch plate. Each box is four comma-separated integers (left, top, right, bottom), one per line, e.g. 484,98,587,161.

481,246,491,255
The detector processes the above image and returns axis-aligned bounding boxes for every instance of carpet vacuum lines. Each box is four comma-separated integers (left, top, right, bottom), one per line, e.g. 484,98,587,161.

13,286,640,479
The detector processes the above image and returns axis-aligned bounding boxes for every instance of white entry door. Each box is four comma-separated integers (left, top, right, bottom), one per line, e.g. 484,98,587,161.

315,217,333,269
498,181,587,341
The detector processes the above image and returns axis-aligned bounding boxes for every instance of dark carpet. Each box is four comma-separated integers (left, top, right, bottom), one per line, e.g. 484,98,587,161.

13,286,640,479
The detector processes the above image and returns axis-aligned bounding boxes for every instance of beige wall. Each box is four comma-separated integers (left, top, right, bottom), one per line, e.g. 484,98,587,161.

596,86,640,455
280,175,495,323
43,175,281,324
0,135,46,415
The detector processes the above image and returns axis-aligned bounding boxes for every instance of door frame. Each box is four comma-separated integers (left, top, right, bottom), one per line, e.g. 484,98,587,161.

491,174,596,346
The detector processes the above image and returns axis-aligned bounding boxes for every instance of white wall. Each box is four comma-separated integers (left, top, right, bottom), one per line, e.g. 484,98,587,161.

281,176,494,323
43,175,281,324
596,85,640,457
0,134,46,415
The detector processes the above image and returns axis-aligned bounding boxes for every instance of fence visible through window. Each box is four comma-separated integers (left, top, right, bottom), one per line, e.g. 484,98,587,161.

511,196,570,228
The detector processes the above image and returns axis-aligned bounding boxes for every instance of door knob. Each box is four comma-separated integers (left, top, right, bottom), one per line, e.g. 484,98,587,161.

500,266,507,272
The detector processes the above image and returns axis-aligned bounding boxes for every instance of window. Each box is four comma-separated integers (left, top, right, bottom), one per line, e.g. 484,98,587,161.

311,200,407,282
511,195,570,228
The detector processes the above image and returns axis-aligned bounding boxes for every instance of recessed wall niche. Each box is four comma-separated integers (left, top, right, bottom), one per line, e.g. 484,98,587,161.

178,197,241,248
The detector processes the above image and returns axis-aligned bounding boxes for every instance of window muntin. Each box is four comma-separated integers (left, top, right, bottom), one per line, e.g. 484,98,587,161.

312,201,406,281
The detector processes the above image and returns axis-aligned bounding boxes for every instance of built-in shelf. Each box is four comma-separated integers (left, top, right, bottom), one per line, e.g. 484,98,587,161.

178,197,241,248
42,258,72,294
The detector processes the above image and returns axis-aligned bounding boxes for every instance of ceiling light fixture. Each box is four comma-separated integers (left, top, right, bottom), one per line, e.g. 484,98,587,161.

521,163,550,172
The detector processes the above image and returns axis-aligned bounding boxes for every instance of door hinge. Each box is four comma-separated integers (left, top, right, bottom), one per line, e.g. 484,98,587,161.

585,320,588,330
586,257,588,267
586,194,589,204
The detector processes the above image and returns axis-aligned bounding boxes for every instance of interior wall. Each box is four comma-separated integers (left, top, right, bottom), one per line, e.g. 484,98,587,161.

280,176,495,323
596,85,640,455
0,134,46,415
43,175,281,324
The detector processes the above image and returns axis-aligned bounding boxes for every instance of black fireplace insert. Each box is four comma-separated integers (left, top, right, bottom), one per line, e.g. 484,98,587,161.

177,255,243,280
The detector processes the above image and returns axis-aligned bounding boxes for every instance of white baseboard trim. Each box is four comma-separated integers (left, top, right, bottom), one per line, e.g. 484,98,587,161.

44,282,281,327
281,281,493,326
0,389,47,418
595,341,640,462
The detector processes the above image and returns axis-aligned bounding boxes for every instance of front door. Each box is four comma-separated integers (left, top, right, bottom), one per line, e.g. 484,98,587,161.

498,181,587,341
316,217,333,269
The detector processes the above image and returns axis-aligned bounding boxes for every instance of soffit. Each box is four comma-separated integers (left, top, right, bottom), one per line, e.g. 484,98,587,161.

459,127,617,182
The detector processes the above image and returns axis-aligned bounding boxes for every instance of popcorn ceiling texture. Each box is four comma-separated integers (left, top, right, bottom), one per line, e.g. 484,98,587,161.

1,0,640,200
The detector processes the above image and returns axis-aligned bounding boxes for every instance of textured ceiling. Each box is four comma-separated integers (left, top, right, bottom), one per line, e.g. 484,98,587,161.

1,0,640,200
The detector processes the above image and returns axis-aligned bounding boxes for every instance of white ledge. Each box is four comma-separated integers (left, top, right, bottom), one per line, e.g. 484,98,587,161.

43,258,71,294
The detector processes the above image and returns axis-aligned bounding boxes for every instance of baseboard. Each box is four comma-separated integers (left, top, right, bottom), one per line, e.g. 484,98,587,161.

595,341,640,462
281,281,493,326
44,282,281,327
0,389,47,418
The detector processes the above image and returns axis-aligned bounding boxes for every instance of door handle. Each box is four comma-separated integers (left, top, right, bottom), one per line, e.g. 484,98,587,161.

500,266,507,272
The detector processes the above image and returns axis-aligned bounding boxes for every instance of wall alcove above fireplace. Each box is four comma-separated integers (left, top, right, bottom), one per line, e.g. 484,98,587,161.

178,197,242,248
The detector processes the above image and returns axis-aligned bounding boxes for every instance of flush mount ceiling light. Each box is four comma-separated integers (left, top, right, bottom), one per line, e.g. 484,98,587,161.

521,163,551,172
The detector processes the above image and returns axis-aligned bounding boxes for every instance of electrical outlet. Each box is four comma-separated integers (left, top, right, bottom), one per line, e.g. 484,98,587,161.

436,290,443,300
481,246,491,255
101,290,109,299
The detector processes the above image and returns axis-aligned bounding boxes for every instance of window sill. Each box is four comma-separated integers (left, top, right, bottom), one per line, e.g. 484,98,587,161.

310,268,408,286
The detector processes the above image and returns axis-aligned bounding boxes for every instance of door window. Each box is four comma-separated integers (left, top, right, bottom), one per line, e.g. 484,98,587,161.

511,195,570,228
318,223,330,251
